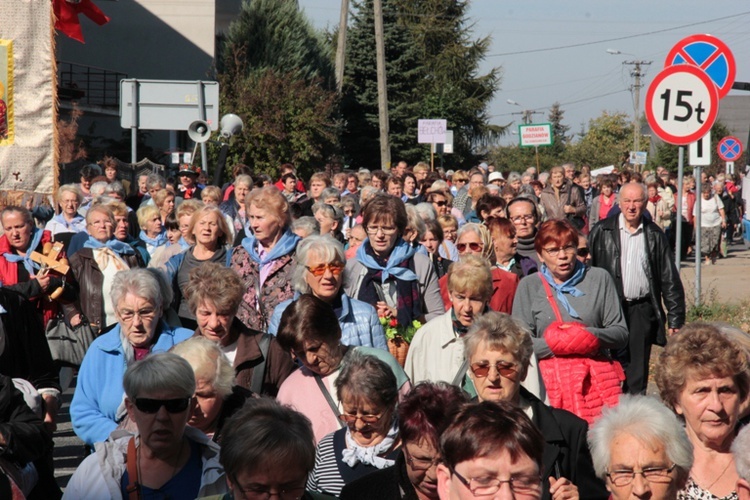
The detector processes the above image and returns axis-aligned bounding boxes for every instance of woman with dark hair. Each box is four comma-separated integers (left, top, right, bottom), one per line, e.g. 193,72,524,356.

512,219,628,423
343,194,444,327
276,294,410,443
419,219,453,279
589,177,616,230
474,193,506,222
340,382,468,500
402,172,419,203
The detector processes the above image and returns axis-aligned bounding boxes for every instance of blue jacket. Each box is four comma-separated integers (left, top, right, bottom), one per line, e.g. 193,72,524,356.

70,321,193,446
268,293,387,351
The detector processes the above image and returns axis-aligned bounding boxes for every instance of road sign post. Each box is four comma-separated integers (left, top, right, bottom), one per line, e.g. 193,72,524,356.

689,132,711,166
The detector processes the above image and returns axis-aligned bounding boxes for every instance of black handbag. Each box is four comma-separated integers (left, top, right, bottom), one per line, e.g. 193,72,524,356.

45,314,96,367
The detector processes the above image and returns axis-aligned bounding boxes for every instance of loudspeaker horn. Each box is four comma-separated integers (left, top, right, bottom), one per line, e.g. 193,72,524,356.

187,120,211,143
219,114,244,139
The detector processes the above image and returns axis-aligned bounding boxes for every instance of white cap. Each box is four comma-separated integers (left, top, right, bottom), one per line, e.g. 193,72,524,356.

488,172,505,182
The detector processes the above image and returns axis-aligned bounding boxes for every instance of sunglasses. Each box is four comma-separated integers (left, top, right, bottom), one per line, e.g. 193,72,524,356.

306,263,345,277
577,247,590,258
134,397,191,414
433,201,448,207
470,361,518,379
456,242,483,253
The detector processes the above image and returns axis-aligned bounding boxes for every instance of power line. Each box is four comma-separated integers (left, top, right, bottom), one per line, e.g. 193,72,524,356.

486,10,750,57
490,89,630,118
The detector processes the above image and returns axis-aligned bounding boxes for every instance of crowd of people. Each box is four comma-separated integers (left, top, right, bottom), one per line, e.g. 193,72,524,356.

0,157,748,499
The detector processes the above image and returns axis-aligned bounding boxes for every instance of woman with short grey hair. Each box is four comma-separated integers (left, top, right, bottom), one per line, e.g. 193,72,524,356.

46,183,86,242
70,268,193,446
64,353,227,499
268,235,386,350
588,395,693,500
291,216,320,239
307,350,401,497
313,201,345,242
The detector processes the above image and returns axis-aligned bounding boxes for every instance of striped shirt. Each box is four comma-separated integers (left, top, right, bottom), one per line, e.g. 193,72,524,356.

618,214,650,300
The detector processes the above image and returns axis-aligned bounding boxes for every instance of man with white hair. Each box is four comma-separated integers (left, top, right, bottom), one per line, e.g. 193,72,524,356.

733,425,750,499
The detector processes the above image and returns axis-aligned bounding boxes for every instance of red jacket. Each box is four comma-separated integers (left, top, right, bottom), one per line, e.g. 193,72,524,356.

438,267,519,314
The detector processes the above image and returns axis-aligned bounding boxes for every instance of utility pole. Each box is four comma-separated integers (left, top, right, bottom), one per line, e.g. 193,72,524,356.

373,0,391,170
623,60,652,158
507,99,542,124
334,0,349,93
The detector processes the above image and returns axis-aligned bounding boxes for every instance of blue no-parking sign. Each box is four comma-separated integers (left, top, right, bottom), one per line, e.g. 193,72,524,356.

717,136,743,162
665,34,736,99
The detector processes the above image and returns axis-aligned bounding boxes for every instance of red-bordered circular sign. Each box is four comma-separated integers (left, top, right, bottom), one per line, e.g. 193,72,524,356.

717,136,743,162
645,65,719,146
665,34,736,99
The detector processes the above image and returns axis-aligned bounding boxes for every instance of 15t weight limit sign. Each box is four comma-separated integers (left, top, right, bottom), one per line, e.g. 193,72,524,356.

645,65,719,146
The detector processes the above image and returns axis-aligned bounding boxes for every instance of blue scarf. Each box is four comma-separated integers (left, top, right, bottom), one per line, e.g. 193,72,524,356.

539,260,586,319
3,227,44,275
83,236,135,255
177,237,190,250
139,230,167,248
52,213,85,231
241,228,300,265
356,238,418,282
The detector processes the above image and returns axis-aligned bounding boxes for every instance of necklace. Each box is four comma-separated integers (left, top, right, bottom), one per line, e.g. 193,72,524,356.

136,438,186,492
701,456,734,491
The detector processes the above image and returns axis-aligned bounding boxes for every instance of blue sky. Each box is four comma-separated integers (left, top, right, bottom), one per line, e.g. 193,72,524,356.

299,0,750,146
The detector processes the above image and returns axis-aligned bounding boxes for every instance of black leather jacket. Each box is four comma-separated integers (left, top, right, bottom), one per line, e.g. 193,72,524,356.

588,215,685,345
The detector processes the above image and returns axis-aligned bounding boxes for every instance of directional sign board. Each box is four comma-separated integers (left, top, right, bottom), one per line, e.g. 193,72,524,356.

689,131,711,166
518,123,553,147
418,119,447,144
645,65,719,146
120,80,219,130
717,136,743,162
665,34,736,99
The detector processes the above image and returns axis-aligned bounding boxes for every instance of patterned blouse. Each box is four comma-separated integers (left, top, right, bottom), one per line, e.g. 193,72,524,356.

678,477,738,500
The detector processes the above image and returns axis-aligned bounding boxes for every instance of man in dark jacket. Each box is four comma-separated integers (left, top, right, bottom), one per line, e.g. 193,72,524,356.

589,182,685,394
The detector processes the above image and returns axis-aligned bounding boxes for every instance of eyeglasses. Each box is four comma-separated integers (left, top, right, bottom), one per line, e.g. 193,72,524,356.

118,307,157,322
365,226,398,236
542,245,577,256
134,397,191,414
451,468,542,496
405,450,442,471
606,464,677,487
433,200,448,207
338,411,386,425
510,215,535,224
470,361,518,379
233,479,306,500
305,263,345,277
456,242,483,253
577,247,590,258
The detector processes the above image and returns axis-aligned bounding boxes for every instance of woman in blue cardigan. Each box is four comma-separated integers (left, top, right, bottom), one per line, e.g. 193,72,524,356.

70,267,193,446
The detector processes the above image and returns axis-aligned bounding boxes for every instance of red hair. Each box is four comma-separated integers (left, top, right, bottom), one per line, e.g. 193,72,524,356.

534,219,578,255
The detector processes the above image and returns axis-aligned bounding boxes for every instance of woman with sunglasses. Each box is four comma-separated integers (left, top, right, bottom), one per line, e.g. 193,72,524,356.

344,194,444,327
307,350,402,497
269,235,386,350
485,217,538,279
70,268,193,447
462,311,607,500
276,294,410,444
64,353,227,499
512,220,628,423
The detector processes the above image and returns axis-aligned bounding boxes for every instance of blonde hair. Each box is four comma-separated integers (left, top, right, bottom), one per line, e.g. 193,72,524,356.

187,205,232,247
447,254,493,301
136,204,161,228
247,186,291,226
170,337,235,398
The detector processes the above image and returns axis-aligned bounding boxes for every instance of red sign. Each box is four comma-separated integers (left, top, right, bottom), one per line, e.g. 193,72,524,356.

717,136,743,162
645,65,719,146
665,34,736,99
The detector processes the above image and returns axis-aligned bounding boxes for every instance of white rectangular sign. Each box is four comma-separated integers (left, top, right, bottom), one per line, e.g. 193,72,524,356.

689,131,711,166
443,130,454,154
518,123,553,147
418,119,447,144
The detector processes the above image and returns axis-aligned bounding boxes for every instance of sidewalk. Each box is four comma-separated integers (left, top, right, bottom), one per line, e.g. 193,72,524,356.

678,241,750,306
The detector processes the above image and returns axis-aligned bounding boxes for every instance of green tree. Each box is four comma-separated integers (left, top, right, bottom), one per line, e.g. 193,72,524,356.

651,121,742,176
547,102,570,159
566,111,635,168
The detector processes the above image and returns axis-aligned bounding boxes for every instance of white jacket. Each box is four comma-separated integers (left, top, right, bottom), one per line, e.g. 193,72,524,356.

63,427,227,500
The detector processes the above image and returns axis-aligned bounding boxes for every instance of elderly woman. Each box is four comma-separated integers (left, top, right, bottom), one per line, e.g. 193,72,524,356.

165,205,233,328
64,353,227,499
405,255,492,385
588,395,693,500
153,188,176,225
438,222,519,314
344,194,444,328
45,184,86,246
185,262,294,396
340,382,468,500
212,397,322,500
69,268,193,446
269,235,386,349
170,337,253,442
137,204,168,256
464,311,607,500
695,182,726,265
231,186,300,332
486,216,538,278
655,322,749,499
67,204,144,334
219,173,253,245
276,294,409,443
307,350,402,497
437,400,545,500
512,219,628,423
313,201,345,243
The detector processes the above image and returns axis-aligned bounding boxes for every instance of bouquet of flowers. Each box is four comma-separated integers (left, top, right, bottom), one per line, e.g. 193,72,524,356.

380,315,421,366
